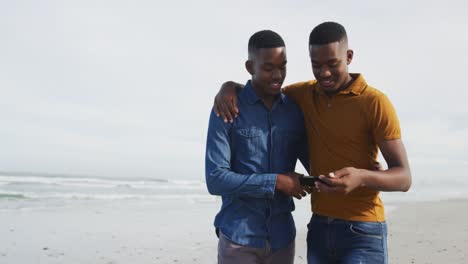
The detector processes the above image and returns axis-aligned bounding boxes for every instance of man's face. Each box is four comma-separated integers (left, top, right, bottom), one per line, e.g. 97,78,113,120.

247,47,287,97
309,41,353,93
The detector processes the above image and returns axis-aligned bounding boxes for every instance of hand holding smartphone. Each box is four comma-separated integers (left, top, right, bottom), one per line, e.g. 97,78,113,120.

299,175,328,186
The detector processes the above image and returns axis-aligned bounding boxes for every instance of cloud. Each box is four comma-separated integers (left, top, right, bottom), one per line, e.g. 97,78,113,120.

0,0,467,183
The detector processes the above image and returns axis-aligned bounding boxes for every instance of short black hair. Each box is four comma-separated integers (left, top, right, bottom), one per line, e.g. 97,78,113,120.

248,30,285,55
309,22,347,45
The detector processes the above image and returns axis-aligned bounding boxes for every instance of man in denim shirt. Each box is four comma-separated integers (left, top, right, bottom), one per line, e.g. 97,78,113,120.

205,30,310,264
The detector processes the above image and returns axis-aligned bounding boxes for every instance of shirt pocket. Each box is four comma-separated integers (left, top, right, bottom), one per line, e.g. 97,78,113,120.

233,127,262,156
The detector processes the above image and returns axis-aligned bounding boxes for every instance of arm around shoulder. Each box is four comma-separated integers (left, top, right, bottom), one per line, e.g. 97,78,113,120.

214,81,245,123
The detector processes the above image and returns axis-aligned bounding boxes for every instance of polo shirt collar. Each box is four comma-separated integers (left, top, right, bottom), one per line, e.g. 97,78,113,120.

316,73,367,96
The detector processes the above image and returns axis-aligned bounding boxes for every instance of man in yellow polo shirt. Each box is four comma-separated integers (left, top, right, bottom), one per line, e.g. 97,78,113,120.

213,22,411,263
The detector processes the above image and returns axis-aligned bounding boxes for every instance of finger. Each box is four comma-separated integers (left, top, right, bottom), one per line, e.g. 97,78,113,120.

221,99,234,123
219,109,228,123
226,96,237,121
307,184,318,192
318,175,335,185
213,99,220,117
293,193,302,199
232,96,239,116
312,186,320,193
303,185,313,194
225,96,235,115
332,168,348,178
216,96,226,122
219,100,230,123
314,183,320,192
319,176,344,188
300,190,307,197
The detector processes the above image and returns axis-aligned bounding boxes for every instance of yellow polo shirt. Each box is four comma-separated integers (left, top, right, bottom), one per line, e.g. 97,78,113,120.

283,73,401,222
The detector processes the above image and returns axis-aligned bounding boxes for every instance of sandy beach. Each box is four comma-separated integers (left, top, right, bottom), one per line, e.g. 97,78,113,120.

0,196,467,264
386,199,468,263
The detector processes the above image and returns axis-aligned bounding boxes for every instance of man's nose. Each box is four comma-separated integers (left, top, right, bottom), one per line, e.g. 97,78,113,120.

320,67,332,78
272,69,282,80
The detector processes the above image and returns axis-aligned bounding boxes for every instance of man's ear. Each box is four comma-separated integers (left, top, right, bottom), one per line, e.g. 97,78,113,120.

346,49,354,65
245,60,254,75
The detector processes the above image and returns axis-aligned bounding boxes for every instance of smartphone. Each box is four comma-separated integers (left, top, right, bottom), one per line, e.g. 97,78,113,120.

299,175,327,186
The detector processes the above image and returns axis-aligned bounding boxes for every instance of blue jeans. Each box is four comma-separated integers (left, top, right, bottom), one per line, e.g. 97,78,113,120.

306,214,388,264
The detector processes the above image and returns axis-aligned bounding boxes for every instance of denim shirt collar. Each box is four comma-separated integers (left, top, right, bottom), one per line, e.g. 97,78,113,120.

240,80,286,105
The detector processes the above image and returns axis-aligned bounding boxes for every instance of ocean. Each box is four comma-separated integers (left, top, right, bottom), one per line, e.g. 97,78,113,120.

1,172,467,211
0,173,214,210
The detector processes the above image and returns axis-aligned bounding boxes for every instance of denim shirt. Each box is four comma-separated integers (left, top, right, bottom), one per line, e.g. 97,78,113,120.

205,81,309,251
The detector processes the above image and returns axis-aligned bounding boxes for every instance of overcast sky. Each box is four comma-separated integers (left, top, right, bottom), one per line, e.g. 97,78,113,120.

1,0,467,184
